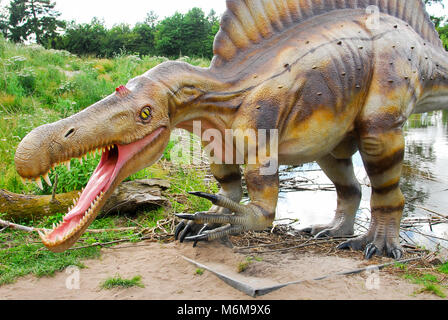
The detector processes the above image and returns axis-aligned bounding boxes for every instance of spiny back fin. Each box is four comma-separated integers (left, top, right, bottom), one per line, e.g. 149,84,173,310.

212,0,442,67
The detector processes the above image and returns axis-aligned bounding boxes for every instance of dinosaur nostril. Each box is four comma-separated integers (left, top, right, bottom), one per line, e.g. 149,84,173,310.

64,128,75,138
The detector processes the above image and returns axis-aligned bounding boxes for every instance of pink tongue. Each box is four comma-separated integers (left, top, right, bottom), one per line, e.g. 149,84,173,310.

63,158,115,221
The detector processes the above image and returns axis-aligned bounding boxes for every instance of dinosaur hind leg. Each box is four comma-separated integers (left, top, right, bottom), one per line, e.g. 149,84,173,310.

338,130,405,259
302,154,361,238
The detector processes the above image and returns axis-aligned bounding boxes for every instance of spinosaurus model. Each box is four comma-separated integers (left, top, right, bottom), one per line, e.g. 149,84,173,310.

14,0,448,259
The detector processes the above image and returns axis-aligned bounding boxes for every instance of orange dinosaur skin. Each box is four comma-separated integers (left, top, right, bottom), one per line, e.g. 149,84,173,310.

15,0,448,258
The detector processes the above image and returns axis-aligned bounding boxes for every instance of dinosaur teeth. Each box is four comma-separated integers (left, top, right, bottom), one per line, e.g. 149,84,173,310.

35,179,43,190
66,161,71,171
43,173,52,186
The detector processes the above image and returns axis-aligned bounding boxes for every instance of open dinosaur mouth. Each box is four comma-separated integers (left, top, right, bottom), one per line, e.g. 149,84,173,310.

38,127,166,247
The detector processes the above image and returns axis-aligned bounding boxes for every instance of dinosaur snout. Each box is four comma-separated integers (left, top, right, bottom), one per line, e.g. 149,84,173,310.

15,124,54,179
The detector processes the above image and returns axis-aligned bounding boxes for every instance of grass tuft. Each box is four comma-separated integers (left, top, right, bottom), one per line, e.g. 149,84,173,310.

100,275,145,289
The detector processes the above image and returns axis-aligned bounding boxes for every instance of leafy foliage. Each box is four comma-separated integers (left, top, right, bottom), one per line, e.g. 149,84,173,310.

2,1,447,58
6,0,65,46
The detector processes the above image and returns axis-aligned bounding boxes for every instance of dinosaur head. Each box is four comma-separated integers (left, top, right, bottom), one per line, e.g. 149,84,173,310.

15,74,172,252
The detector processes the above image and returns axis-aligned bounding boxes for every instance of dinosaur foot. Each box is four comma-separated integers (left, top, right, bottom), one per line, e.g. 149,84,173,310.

300,216,355,239
174,192,268,247
175,211,246,247
337,233,403,260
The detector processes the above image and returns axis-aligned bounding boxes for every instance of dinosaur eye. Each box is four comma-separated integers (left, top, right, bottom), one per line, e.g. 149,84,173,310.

140,106,152,122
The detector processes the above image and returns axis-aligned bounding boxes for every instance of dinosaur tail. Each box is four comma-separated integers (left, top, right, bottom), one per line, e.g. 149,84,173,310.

413,47,448,114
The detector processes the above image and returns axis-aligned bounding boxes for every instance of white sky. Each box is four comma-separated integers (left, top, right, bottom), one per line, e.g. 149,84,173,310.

0,0,447,28
56,0,227,27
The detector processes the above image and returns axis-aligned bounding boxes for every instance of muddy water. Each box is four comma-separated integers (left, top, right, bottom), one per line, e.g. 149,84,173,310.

276,111,448,251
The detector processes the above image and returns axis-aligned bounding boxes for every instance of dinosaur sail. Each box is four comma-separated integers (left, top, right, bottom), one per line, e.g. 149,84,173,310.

212,0,442,66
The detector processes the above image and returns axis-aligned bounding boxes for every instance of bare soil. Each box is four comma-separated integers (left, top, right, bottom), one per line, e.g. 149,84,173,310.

0,233,443,300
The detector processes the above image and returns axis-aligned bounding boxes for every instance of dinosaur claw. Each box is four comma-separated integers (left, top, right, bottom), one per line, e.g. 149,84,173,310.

336,241,351,250
314,230,331,239
391,248,403,260
175,213,196,221
198,224,210,235
179,222,193,243
174,221,186,240
188,192,219,204
185,233,208,245
300,227,313,234
365,243,378,260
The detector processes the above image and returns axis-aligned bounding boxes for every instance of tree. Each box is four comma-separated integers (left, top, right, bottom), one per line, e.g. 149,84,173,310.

54,18,108,56
154,12,184,57
132,11,158,56
7,0,65,46
154,8,220,58
0,3,8,38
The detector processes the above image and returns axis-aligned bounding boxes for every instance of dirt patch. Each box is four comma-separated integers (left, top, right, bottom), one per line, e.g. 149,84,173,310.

0,236,442,300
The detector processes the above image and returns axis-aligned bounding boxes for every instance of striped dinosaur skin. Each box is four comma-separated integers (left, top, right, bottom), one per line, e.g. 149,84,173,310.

15,0,448,258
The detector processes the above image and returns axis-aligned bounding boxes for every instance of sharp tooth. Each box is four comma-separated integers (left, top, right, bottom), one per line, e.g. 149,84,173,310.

52,223,56,229
35,179,43,190
37,230,45,239
73,198,77,205
84,154,88,161
43,173,52,186
66,161,71,171
78,191,82,197
79,157,83,165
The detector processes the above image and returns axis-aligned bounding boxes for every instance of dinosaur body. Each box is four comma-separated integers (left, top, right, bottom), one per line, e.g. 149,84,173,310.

15,0,448,258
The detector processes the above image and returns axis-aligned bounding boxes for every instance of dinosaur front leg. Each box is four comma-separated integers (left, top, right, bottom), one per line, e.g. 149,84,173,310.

175,164,242,242
302,154,361,238
177,163,279,244
338,130,405,259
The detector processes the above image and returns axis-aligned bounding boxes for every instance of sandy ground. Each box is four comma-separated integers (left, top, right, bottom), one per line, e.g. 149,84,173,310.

0,239,442,300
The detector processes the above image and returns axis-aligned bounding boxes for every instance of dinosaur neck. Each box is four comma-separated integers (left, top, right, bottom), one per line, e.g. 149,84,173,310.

150,61,248,133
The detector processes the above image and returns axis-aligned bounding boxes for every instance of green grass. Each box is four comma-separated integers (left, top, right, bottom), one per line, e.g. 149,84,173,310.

0,229,101,285
438,262,448,275
100,275,145,289
195,268,205,275
237,256,262,273
403,273,447,299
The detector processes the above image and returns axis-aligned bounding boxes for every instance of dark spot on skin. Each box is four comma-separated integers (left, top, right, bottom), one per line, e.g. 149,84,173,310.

372,183,400,195
364,149,405,176
245,169,278,195
334,183,362,199
251,203,274,218
255,100,280,130
371,202,405,215
215,172,241,185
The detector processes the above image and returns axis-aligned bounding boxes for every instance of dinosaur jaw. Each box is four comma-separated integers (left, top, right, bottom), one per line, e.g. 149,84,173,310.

37,126,168,252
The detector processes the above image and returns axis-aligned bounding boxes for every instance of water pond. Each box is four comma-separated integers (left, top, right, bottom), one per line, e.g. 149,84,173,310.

276,111,448,252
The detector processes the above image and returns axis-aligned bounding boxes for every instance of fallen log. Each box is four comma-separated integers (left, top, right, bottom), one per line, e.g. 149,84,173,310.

0,179,171,220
